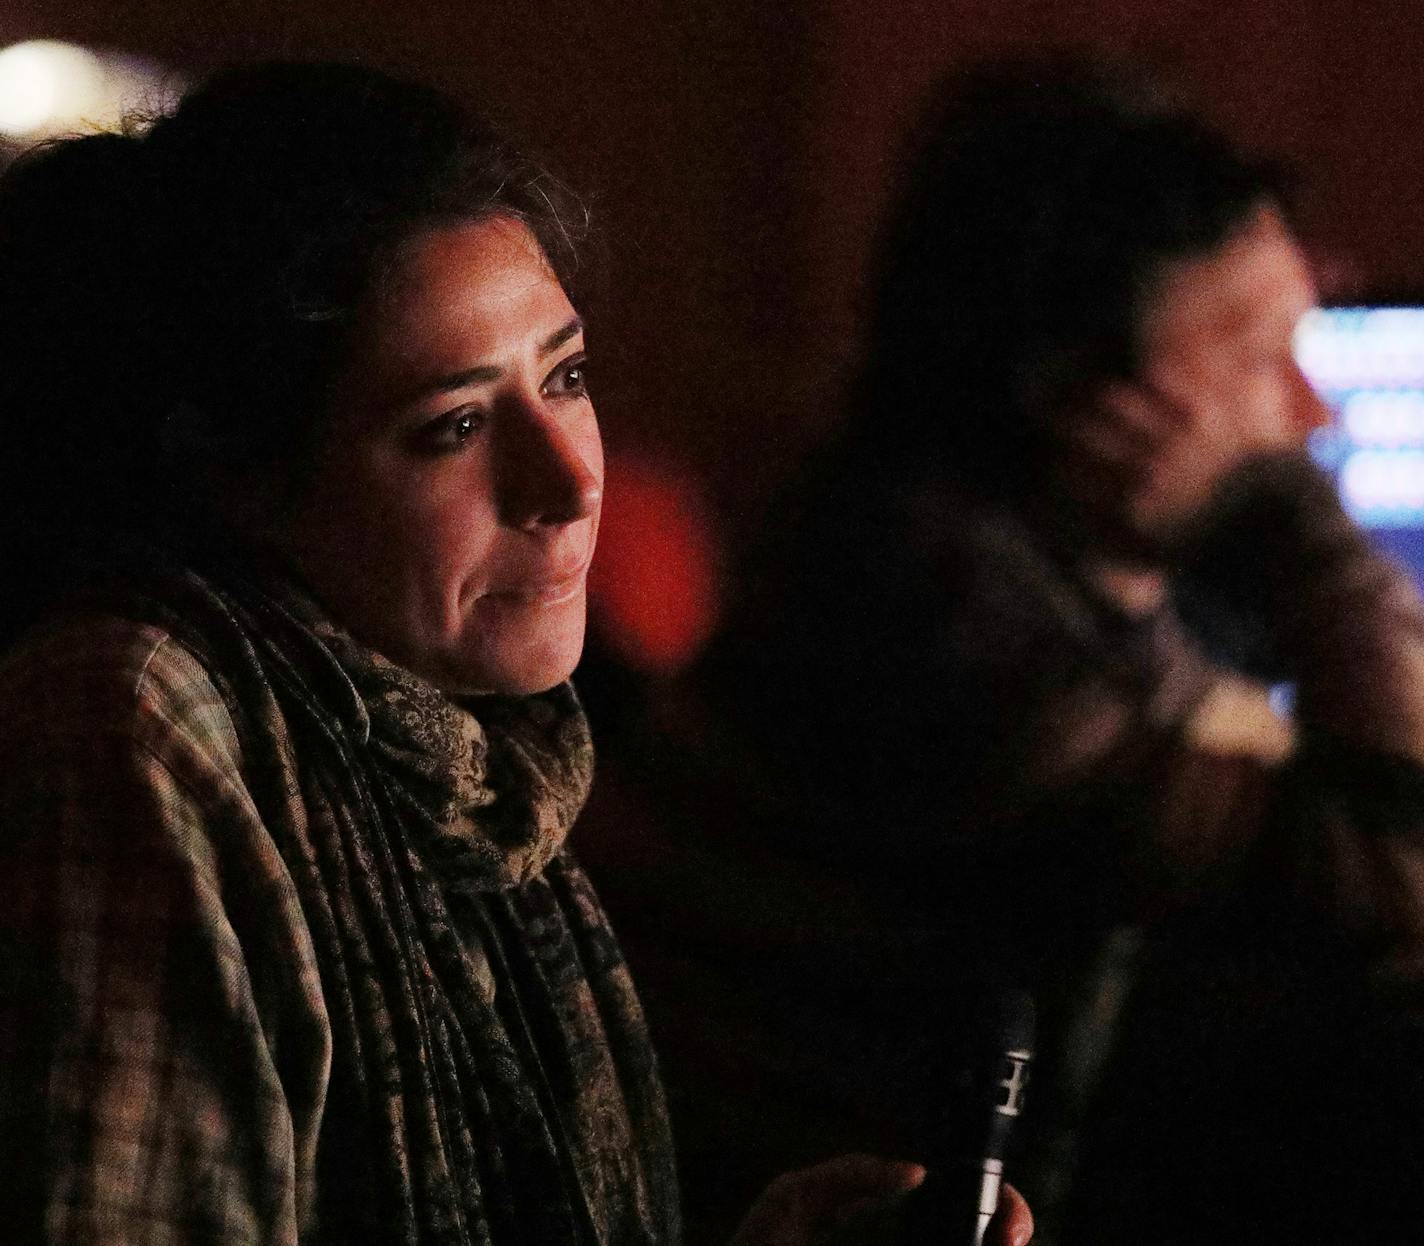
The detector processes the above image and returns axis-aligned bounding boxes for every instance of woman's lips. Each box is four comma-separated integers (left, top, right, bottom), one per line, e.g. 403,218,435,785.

483,562,589,607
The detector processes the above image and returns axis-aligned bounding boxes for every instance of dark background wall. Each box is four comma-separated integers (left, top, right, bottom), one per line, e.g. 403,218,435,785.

5,0,1423,596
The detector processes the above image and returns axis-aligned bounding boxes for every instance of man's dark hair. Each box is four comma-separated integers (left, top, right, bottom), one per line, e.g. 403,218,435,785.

857,59,1285,499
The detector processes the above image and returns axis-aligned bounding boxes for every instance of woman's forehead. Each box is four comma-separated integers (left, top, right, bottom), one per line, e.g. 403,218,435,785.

345,218,577,388
380,218,565,327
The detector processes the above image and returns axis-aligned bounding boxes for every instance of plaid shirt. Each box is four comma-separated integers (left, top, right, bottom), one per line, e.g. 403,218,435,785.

0,616,334,1244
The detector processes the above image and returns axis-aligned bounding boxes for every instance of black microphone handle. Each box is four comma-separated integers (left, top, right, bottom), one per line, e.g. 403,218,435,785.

824,987,1034,1245
907,986,1035,1245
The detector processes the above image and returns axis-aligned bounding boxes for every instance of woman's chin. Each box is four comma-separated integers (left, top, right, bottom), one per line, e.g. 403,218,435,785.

426,612,588,698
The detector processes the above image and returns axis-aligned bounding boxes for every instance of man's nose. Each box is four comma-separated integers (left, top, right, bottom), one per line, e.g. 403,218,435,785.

495,402,602,530
1292,361,1335,435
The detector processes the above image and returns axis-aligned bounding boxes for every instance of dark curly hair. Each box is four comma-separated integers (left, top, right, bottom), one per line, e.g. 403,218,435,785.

0,61,586,632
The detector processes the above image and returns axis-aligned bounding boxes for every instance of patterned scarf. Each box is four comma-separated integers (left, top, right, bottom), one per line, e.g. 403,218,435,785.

97,550,680,1245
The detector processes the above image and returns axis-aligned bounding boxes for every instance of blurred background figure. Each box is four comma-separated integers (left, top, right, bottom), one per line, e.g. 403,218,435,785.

606,61,1424,1245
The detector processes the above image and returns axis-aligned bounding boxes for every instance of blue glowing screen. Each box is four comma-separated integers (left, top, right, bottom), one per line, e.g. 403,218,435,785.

1297,305,1424,583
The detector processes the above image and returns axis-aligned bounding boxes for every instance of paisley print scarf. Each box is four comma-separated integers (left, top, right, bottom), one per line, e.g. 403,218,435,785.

99,550,680,1246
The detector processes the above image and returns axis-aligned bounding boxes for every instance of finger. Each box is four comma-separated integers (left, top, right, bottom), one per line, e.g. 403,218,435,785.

986,1182,1035,1246
808,1161,928,1207
1059,379,1191,485
1058,385,1159,471
729,1155,927,1246
824,1192,901,1233
778,1153,926,1218
1097,378,1190,445
1065,409,1150,471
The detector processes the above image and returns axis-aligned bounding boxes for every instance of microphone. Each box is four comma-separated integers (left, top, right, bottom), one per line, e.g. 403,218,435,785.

963,987,1034,1245
903,986,1035,1245
826,987,1035,1245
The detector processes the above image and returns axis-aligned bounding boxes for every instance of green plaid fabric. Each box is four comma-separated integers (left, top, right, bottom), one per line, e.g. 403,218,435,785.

0,617,326,1242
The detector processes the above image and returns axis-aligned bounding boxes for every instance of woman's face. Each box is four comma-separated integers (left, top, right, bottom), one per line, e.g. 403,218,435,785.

279,216,603,694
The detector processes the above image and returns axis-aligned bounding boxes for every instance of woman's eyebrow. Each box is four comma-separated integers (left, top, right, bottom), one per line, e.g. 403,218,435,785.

417,317,585,399
539,317,584,357
423,363,502,396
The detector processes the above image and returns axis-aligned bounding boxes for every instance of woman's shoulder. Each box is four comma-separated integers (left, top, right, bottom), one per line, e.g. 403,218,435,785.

0,612,311,961
0,613,243,781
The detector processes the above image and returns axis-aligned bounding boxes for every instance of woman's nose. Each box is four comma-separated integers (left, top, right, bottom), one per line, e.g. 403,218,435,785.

495,403,603,530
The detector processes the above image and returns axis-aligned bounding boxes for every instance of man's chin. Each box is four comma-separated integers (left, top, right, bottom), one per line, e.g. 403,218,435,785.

1117,488,1240,568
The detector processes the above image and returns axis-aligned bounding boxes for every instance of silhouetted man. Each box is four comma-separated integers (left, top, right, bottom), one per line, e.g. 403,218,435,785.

661,63,1424,1244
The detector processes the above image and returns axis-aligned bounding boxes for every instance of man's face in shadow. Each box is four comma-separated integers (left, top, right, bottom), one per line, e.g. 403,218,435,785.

1058,204,1333,560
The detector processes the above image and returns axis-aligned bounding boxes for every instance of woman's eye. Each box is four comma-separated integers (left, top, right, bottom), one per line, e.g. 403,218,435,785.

414,407,485,454
545,354,590,399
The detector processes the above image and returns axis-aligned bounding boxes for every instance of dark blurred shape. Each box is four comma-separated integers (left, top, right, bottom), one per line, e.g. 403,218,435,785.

856,57,1283,501
592,56,1424,1246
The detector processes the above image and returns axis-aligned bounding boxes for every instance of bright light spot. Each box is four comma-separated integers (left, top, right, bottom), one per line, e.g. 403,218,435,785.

0,41,105,139
587,456,724,675
0,41,179,144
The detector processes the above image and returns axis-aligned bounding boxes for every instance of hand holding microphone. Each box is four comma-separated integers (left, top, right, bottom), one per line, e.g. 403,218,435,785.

913,986,1035,1246
731,1158,1033,1246
813,987,1035,1245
